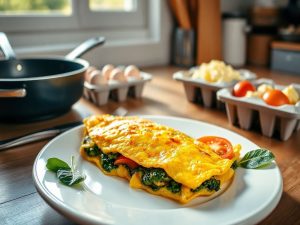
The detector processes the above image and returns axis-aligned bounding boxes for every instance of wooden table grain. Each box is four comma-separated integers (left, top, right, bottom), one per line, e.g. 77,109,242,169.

1,66,300,225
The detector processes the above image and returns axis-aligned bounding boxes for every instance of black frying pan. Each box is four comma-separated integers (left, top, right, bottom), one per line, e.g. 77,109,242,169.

0,32,105,122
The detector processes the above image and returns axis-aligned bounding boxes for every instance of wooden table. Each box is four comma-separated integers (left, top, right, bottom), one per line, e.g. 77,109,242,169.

1,66,299,225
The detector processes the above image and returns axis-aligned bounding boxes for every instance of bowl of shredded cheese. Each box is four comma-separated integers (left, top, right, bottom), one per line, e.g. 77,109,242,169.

173,60,256,108
190,60,242,83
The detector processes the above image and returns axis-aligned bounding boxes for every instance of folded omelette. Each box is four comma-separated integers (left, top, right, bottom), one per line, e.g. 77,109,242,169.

80,115,240,203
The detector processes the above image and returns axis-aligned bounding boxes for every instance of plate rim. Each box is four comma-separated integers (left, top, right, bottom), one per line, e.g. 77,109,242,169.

32,115,283,225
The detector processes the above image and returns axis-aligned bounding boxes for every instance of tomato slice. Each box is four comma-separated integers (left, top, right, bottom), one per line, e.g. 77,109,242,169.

197,136,234,159
114,155,138,169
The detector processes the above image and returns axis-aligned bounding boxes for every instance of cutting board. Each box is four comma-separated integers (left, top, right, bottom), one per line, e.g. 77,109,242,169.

197,0,222,64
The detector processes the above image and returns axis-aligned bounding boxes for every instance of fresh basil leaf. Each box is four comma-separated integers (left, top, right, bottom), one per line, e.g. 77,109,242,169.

238,149,275,169
46,156,85,186
57,169,86,186
46,158,71,172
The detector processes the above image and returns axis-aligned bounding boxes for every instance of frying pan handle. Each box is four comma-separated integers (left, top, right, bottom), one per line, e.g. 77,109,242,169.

0,89,26,98
65,37,105,60
0,32,16,60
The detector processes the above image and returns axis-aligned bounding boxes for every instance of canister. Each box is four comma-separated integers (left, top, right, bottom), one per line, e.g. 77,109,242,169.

222,12,247,67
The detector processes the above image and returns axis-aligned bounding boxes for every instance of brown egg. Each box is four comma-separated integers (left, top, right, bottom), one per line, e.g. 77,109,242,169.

109,68,127,82
102,64,115,80
88,70,108,86
84,66,97,81
124,65,141,79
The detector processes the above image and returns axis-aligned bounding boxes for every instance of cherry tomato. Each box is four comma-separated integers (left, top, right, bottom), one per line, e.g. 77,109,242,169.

262,89,290,106
233,80,256,97
198,136,234,159
114,155,138,169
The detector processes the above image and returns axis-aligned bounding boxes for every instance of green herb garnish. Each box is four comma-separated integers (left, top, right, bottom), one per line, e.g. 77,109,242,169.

46,158,70,172
57,169,85,186
46,156,85,186
238,149,275,169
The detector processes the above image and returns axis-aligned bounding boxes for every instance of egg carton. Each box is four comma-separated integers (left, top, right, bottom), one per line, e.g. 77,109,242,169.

173,69,256,108
84,72,152,106
217,78,300,141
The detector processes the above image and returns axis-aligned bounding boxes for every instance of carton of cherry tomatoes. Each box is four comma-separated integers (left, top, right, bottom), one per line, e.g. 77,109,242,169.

217,78,300,141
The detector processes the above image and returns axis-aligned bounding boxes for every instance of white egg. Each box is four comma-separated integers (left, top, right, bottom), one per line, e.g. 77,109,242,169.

84,66,97,81
102,64,115,80
124,65,141,79
110,68,127,82
88,70,108,86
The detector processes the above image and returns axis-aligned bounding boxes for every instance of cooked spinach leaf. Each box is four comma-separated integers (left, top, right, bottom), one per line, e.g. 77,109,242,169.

139,167,181,193
108,152,120,160
84,145,100,156
83,136,92,144
166,180,182,193
192,177,220,192
100,152,119,172
231,160,238,170
141,168,171,188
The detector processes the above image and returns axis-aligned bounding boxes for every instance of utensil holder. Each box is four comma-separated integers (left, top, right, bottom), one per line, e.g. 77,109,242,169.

172,28,195,67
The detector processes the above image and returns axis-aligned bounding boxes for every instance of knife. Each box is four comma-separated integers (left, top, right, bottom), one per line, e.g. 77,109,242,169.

0,121,82,151
0,107,128,151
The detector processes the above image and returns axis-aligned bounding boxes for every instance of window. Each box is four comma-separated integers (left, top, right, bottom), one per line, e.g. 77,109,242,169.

0,0,171,67
0,0,146,32
89,0,136,11
0,0,72,15
0,0,137,15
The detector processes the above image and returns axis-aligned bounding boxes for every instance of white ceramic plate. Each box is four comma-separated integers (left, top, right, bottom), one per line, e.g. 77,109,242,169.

33,116,282,225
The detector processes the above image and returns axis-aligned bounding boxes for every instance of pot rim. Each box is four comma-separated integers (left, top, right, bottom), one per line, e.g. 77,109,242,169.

0,57,89,82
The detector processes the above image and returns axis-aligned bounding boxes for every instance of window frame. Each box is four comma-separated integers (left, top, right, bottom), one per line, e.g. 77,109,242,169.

0,0,172,67
78,0,147,29
0,0,147,32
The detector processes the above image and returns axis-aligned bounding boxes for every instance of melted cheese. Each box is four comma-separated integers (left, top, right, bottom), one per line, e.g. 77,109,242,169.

81,115,239,203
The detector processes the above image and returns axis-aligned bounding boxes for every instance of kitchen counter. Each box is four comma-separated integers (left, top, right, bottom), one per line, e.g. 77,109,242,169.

0,66,299,225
